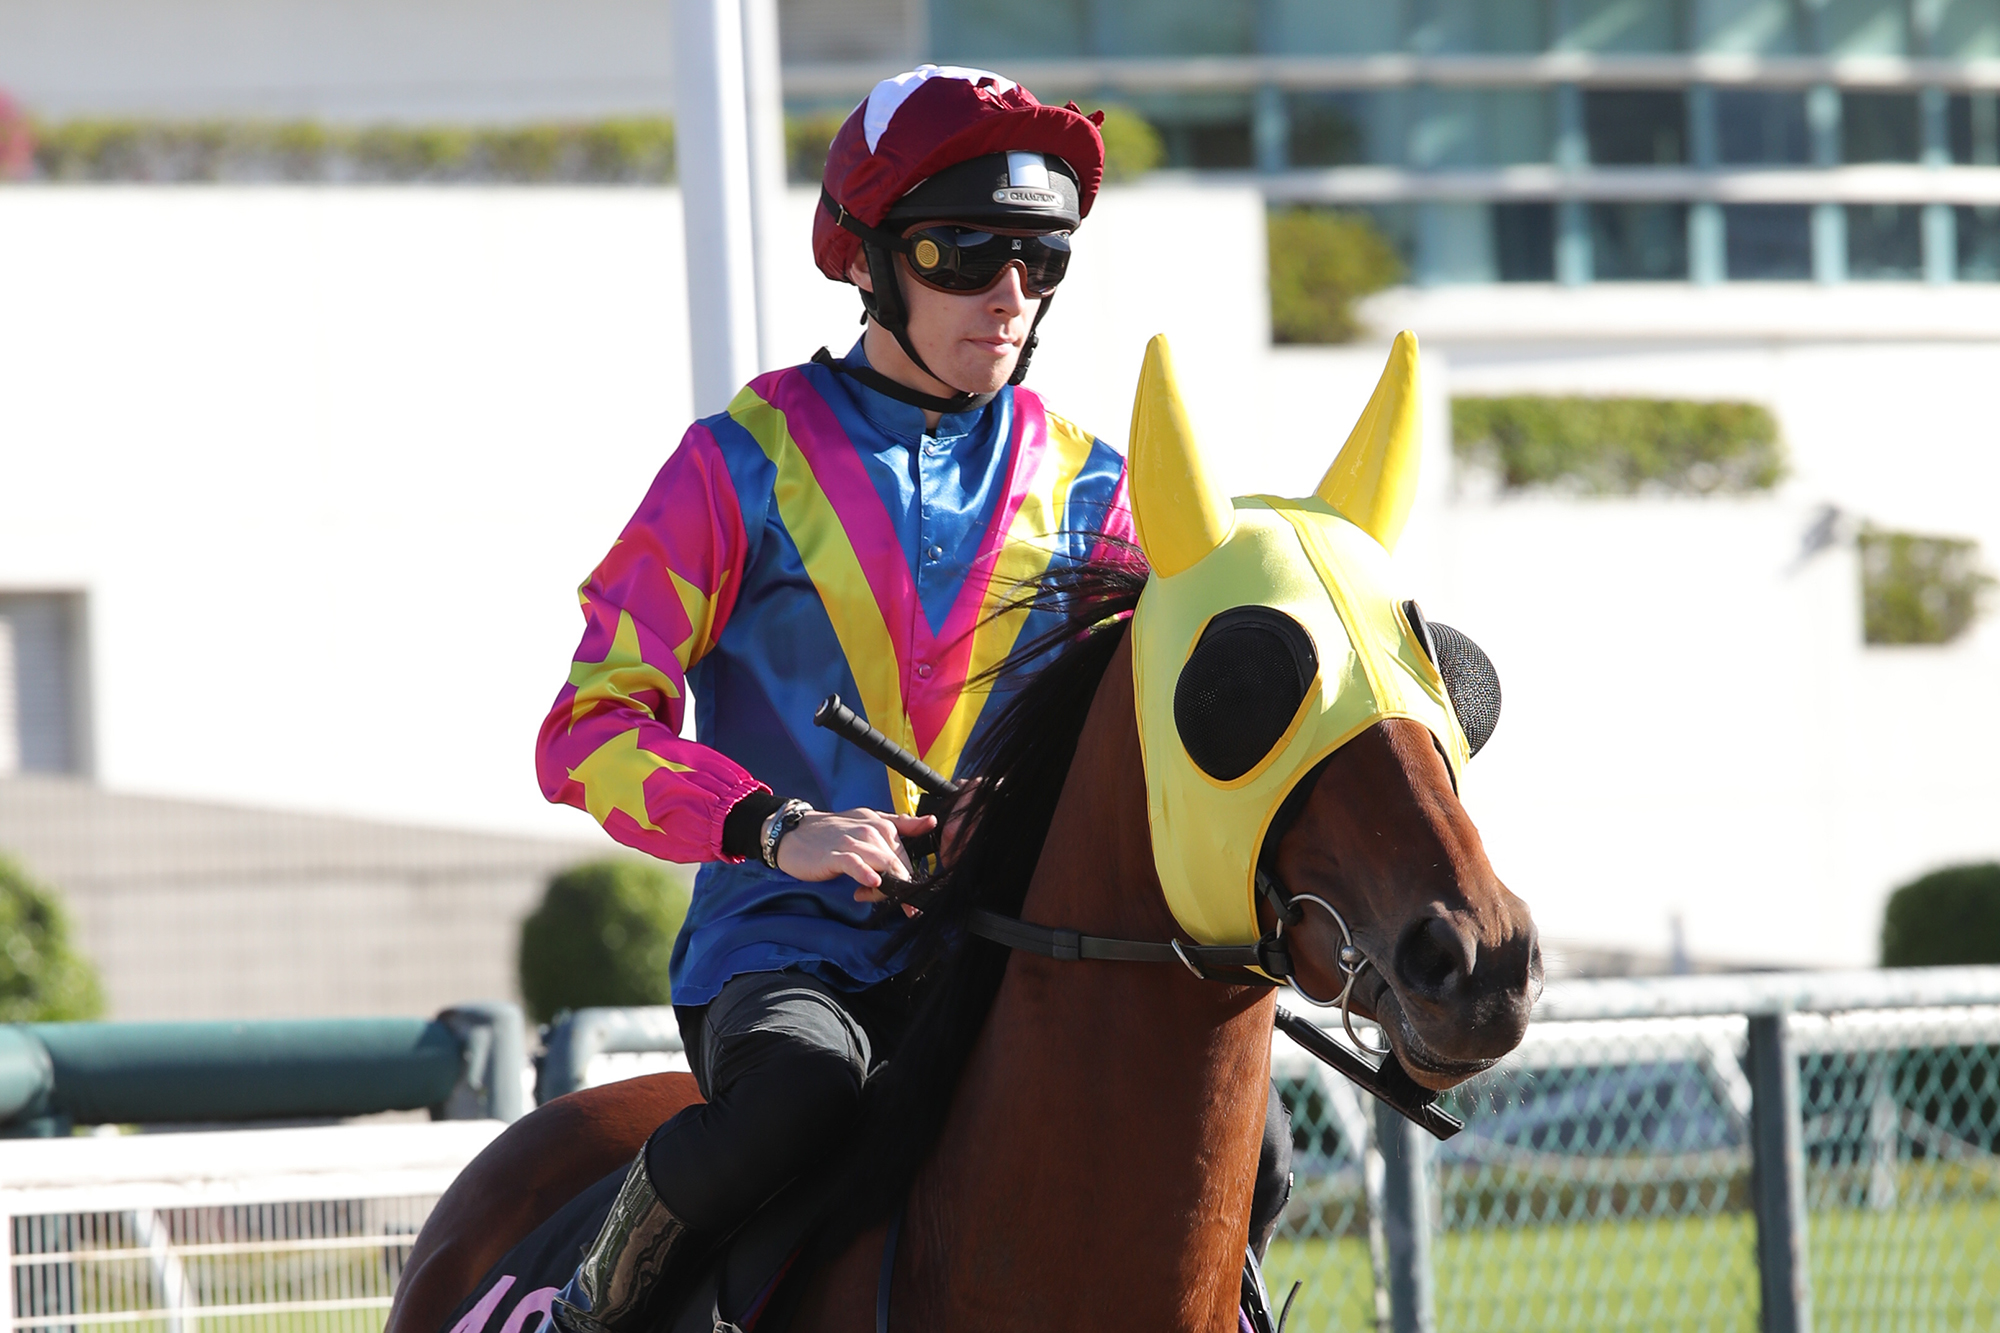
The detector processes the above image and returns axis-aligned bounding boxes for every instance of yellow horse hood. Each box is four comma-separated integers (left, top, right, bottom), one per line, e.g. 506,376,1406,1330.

1126,332,1478,963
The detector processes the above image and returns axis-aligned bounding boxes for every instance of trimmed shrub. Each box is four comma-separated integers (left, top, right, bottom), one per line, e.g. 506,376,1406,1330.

0,855,105,1022
1882,863,2000,967
1095,106,1165,182
785,107,849,185
1451,396,1784,495
1267,208,1405,344
1859,528,1995,646
518,859,692,1024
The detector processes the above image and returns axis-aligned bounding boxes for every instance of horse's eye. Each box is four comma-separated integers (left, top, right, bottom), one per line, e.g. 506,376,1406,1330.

1174,607,1317,782
1404,600,1502,757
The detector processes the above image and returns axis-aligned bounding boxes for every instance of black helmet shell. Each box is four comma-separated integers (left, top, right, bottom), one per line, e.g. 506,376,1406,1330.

885,152,1082,233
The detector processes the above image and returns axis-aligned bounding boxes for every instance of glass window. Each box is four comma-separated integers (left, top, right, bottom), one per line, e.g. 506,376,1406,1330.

1169,119,1255,169
1591,203,1690,279
929,0,1088,60
1265,0,1401,54
1407,0,1546,53
1948,93,2000,165
1818,0,1908,55
1958,206,2000,280
1692,0,1801,54
1842,93,1920,163
1286,91,1373,166
1564,0,1689,52
1409,89,1552,168
1715,90,1810,165
1933,0,2000,58
1723,205,1812,279
1585,90,1688,165
1124,92,1257,168
1494,204,1556,280
1846,204,1923,278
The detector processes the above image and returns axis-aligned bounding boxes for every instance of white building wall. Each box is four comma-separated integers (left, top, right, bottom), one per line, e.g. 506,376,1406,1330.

0,0,679,122
2,182,1996,971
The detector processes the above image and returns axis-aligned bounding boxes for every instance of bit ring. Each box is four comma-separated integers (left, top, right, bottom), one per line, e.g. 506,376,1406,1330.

1275,892,1392,1057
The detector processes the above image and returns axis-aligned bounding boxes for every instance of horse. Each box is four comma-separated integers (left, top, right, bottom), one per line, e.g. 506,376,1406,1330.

389,332,1540,1333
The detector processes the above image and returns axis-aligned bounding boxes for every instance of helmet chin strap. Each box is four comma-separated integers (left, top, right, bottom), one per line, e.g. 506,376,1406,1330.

857,242,998,415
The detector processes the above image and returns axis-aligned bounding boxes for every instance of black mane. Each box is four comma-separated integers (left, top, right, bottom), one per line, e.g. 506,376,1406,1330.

803,541,1148,1263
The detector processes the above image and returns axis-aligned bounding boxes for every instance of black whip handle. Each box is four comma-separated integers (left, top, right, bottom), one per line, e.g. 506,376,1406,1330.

812,694,963,798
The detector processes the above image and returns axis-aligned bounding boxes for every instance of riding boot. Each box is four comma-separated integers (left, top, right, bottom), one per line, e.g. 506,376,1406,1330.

548,1152,707,1333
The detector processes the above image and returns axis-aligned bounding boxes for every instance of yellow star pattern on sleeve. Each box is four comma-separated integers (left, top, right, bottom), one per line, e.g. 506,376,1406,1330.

667,567,726,670
568,609,682,728
566,728,693,833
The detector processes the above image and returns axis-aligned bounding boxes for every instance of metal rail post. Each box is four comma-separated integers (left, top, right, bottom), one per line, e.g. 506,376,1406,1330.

1747,1012,1812,1333
1375,1098,1435,1333
671,0,761,415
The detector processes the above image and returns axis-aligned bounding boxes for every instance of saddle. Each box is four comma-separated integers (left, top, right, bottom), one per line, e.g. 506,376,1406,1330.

437,1158,848,1333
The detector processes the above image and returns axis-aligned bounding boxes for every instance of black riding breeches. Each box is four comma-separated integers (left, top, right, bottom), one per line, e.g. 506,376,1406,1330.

643,968,1295,1245
644,970,903,1233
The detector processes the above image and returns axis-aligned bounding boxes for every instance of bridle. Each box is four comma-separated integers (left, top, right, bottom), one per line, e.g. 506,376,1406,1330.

810,693,1459,1139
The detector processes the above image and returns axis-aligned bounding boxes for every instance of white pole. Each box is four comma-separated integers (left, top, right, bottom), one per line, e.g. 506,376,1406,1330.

740,0,789,373
672,0,760,416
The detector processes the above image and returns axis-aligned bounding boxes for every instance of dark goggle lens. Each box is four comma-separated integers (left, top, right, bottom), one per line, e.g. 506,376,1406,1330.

906,228,1071,294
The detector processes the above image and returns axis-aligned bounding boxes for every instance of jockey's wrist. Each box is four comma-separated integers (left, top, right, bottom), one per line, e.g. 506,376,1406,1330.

722,790,786,860
759,800,814,870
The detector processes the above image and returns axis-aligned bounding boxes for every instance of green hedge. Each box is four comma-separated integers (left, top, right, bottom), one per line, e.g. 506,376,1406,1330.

518,858,692,1024
1267,208,1404,344
24,118,676,183
1860,528,1996,646
0,855,105,1022
1451,396,1784,495
13,106,1169,187
1882,863,2000,967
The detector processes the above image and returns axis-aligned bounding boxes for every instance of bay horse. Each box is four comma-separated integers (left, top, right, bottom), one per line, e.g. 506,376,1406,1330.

390,333,1539,1333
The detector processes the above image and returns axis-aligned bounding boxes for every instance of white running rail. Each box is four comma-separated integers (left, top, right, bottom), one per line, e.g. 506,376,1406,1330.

1,1121,504,1333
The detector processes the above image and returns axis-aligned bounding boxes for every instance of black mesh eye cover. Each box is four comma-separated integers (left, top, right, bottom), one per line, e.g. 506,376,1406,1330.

1173,607,1318,782
1428,622,1502,756
1403,600,1502,757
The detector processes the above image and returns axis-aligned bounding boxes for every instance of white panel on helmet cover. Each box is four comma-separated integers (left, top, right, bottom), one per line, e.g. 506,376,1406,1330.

1005,152,1051,188
863,64,1017,152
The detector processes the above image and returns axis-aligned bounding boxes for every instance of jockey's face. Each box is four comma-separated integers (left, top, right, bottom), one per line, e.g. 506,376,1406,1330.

848,252,1044,400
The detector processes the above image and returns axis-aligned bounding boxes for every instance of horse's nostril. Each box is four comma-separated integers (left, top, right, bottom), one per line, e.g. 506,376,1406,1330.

1397,916,1475,998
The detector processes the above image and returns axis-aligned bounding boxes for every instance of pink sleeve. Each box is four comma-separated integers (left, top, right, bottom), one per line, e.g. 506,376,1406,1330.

535,426,767,864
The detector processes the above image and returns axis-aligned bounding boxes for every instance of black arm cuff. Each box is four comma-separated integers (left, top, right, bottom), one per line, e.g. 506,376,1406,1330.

722,790,788,861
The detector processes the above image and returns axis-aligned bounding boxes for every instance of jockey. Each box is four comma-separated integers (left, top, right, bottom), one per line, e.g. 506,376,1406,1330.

535,66,1287,1330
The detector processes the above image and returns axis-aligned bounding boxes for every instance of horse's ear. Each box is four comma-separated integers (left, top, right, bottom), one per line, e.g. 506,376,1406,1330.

1129,334,1231,578
1314,328,1423,554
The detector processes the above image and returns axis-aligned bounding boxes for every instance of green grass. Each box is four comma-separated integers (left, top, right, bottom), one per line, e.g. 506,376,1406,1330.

1264,1200,2000,1332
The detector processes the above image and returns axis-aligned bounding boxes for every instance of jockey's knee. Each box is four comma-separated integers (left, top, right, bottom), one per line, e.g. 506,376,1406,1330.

644,1031,865,1232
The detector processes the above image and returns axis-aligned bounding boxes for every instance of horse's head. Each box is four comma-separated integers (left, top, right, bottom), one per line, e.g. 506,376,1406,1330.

1126,332,1538,1089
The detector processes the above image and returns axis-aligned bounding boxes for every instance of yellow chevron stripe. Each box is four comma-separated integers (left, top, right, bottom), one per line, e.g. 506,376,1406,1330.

729,386,919,813
921,412,1099,777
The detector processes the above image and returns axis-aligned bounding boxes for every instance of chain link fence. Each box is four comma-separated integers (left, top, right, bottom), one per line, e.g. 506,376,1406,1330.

11,971,1997,1333
1267,968,2000,1333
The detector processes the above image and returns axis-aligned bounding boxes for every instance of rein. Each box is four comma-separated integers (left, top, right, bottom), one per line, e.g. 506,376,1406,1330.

812,695,1463,1140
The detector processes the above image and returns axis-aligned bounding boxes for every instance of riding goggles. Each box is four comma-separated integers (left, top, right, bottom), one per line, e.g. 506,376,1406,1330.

898,225,1072,296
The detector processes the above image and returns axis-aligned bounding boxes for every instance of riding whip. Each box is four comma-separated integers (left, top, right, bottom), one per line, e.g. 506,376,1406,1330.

812,694,963,798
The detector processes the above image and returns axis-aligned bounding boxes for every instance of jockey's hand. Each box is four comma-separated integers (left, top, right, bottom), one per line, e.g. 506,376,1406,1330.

775,807,936,896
